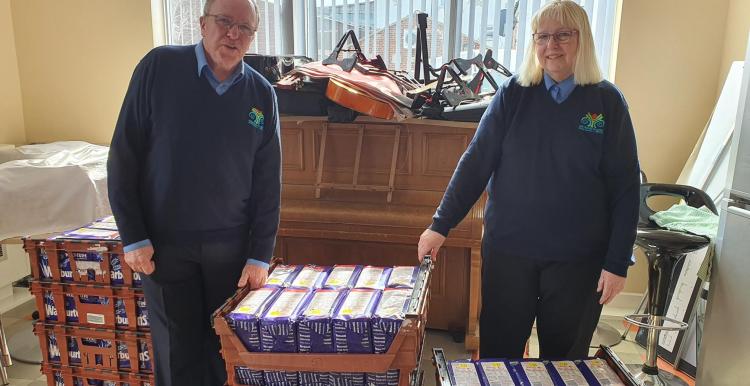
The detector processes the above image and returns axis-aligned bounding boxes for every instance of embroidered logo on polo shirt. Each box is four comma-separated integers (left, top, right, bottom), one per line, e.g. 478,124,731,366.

248,107,265,131
578,112,605,134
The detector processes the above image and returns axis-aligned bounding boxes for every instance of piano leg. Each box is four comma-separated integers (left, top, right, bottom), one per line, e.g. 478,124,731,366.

466,246,482,353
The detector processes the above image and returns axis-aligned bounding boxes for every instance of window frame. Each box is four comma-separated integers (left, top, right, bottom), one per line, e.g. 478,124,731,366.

158,0,621,78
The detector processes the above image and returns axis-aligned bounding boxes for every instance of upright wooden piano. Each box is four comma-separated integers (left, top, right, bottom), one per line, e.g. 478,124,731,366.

274,116,485,351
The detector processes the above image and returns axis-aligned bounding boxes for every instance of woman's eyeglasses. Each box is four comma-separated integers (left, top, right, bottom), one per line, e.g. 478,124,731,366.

532,30,578,45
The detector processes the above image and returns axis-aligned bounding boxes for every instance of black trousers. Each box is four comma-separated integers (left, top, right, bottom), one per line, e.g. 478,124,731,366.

479,242,604,360
142,238,247,386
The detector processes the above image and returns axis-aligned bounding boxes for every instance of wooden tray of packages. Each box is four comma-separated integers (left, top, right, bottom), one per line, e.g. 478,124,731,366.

212,258,433,385
432,345,639,386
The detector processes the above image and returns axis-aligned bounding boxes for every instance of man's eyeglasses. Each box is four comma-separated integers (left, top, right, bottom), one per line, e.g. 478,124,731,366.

532,30,578,45
206,14,256,38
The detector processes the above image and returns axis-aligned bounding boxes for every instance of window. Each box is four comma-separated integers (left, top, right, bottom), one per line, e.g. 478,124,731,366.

163,0,619,77
403,30,416,49
164,0,281,55
164,0,204,46
453,0,618,77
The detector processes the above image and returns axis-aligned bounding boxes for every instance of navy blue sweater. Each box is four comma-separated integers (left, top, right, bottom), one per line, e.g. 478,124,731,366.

430,76,639,276
107,45,281,263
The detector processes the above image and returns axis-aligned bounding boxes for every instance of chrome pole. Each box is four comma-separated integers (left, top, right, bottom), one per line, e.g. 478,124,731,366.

0,315,11,385
645,321,660,368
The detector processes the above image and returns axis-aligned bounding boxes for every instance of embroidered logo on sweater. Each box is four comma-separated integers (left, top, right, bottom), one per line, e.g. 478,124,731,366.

248,107,265,131
578,112,605,134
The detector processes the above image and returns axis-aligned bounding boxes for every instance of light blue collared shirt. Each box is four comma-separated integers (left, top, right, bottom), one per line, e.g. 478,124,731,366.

543,73,576,104
195,41,245,95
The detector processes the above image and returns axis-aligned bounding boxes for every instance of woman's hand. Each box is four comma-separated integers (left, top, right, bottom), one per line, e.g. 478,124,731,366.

597,269,626,304
417,228,446,262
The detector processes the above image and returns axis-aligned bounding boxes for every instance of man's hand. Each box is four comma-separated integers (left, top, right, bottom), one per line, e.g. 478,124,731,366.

238,263,268,289
124,245,156,275
417,228,446,262
597,269,626,305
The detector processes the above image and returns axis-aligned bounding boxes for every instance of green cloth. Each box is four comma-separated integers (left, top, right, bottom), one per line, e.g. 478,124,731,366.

649,204,719,239
650,204,720,282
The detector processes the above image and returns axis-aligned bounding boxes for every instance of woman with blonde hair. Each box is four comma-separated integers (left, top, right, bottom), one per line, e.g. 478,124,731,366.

418,0,639,359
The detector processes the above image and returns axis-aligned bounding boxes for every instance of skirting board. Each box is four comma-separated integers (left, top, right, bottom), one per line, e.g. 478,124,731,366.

603,292,645,318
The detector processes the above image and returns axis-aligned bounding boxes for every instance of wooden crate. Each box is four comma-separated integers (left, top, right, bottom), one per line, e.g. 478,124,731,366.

213,261,432,386
30,280,148,331
432,346,640,386
34,322,153,375
24,237,141,287
41,362,155,386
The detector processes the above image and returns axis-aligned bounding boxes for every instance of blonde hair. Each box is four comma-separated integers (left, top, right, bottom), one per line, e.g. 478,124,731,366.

517,0,603,87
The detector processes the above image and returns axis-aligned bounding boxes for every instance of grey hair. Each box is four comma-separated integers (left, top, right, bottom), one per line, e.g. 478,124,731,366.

203,0,259,25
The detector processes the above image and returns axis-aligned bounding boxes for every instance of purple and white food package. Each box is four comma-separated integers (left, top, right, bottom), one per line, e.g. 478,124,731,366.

289,265,330,290
52,370,64,385
299,371,330,385
578,359,625,386
509,361,555,386
78,295,109,325
64,294,79,323
372,288,412,353
476,360,517,386
46,332,61,362
138,339,152,371
71,248,106,280
87,217,119,231
39,249,53,279
77,376,116,386
265,265,302,287
136,296,149,328
114,295,148,329
365,370,400,386
59,252,73,282
110,254,125,285
264,370,299,385
353,266,391,290
78,337,112,367
235,366,265,385
43,291,58,322
58,227,120,241
298,289,347,353
447,360,482,386
549,361,588,386
322,265,361,290
114,338,150,372
329,372,366,386
67,336,81,365
235,366,265,386
116,341,132,370
115,298,129,328
386,266,418,289
332,288,380,353
227,287,280,352
259,288,311,352
99,215,117,223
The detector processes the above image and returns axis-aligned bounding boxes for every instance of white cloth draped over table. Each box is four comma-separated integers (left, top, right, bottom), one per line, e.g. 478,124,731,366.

0,141,111,241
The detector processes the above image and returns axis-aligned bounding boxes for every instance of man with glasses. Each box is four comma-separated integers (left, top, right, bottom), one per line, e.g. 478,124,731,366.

108,0,279,384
